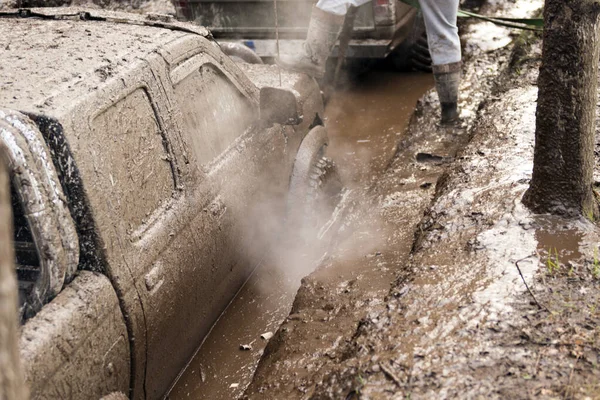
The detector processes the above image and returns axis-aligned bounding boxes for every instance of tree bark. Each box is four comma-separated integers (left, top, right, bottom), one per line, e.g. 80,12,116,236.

523,0,600,217
0,159,28,400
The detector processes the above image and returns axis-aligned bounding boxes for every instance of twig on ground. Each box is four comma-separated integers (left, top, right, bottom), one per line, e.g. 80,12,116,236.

515,256,549,312
564,356,579,400
379,362,402,387
533,348,544,377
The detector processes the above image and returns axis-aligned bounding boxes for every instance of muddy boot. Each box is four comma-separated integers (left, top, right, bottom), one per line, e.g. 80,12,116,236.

433,62,462,125
277,6,345,79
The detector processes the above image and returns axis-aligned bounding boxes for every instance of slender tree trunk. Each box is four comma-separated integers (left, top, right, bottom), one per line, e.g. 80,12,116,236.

523,0,600,217
0,159,28,400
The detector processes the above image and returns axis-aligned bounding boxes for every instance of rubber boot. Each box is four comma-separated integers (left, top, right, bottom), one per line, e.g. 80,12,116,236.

277,6,345,79
433,61,462,125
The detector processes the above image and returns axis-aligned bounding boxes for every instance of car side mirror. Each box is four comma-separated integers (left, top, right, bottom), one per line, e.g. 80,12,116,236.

260,87,303,126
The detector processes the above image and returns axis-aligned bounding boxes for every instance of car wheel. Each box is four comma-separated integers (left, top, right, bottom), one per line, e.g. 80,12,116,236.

408,34,432,72
389,13,432,72
287,126,343,241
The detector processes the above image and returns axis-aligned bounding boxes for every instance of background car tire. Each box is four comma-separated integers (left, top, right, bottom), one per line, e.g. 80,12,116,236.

287,126,343,241
406,33,432,72
389,13,432,72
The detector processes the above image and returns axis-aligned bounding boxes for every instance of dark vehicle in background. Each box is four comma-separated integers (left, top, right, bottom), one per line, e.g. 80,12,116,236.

1,7,337,399
173,0,431,69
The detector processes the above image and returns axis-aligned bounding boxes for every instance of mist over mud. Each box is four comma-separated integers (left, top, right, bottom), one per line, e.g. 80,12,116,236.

167,69,433,399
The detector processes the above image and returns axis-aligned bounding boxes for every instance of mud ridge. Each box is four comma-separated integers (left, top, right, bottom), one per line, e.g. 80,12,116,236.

309,10,600,400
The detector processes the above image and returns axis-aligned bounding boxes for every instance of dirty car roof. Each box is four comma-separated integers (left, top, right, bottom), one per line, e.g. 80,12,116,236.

0,8,209,114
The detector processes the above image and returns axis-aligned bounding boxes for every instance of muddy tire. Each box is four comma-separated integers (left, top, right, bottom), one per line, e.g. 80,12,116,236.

287,126,343,240
407,34,432,72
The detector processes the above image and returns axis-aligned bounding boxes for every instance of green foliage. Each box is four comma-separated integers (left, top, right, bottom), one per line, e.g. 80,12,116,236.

546,247,561,275
584,207,596,222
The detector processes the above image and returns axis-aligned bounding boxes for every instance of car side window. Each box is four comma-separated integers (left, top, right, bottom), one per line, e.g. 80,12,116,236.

91,88,175,229
172,63,256,166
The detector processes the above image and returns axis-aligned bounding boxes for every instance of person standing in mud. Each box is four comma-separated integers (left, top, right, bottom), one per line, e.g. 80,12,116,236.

277,0,461,125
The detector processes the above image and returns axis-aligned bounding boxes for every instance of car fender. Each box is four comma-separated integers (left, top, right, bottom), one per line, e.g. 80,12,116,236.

0,109,79,317
20,271,130,399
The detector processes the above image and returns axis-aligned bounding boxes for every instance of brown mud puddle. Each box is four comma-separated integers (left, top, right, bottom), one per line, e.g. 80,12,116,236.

535,217,584,268
165,70,433,400
326,72,434,187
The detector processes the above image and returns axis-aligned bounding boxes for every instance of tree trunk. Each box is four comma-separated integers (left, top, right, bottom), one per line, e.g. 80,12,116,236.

0,159,28,400
523,0,600,217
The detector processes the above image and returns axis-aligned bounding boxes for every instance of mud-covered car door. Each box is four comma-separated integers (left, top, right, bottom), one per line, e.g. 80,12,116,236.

168,52,293,264
81,77,184,399
136,48,292,396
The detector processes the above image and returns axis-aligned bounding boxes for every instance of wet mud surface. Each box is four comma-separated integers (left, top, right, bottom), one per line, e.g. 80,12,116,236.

325,72,434,187
242,0,598,398
242,8,507,396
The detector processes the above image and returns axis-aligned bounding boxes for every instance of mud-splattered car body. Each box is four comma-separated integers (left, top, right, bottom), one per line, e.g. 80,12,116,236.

0,8,327,399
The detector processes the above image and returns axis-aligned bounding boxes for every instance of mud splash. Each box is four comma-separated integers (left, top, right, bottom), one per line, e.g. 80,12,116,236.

165,69,432,400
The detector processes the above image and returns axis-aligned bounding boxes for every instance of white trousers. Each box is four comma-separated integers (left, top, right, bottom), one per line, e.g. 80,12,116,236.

315,0,461,66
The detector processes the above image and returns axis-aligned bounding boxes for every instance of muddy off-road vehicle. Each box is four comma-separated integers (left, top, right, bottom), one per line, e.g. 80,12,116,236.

0,7,338,399
173,0,431,69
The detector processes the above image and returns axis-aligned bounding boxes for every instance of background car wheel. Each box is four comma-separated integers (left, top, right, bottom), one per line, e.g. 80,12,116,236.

407,34,432,72
287,127,343,241
388,13,432,72
323,57,376,87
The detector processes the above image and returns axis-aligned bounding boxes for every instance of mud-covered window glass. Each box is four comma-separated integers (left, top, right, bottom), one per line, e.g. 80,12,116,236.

92,88,174,228
173,63,255,165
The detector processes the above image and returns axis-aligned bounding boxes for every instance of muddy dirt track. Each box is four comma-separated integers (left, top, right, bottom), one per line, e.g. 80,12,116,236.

167,0,599,398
